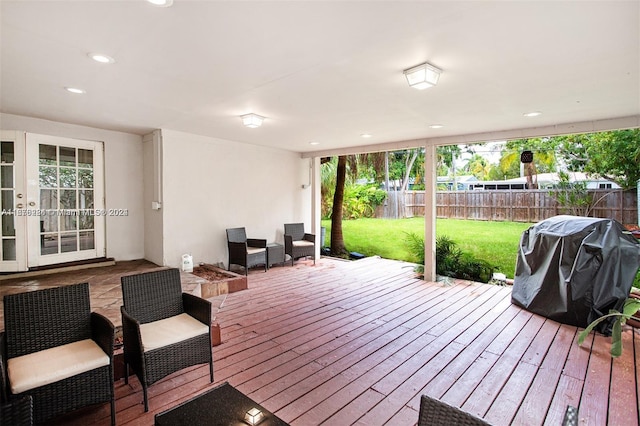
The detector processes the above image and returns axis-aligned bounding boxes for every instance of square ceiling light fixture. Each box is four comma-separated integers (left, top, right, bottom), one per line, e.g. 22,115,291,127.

403,63,442,90
240,113,265,128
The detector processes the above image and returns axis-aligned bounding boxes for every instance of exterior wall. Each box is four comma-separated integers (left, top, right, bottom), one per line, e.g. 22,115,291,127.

0,113,145,261
160,129,310,268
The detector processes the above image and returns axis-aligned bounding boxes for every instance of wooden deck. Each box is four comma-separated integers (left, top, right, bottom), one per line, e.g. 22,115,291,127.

49,257,638,425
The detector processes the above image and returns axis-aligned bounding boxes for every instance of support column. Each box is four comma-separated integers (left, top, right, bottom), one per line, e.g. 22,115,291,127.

311,157,322,260
424,145,437,282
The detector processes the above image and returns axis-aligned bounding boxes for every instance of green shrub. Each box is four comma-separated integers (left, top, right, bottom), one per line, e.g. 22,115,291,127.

342,184,387,219
405,233,494,282
404,231,425,274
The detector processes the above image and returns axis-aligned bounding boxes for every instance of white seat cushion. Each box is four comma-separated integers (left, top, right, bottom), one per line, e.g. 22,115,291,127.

246,247,266,255
8,339,109,394
293,240,314,247
140,313,209,352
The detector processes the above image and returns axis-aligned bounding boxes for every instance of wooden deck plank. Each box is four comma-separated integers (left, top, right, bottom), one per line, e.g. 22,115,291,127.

461,314,546,418
511,324,576,425
579,333,612,425
608,328,638,426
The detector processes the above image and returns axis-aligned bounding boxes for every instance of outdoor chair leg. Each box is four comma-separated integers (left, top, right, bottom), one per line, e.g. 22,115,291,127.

209,360,214,382
143,384,149,412
110,398,116,426
124,363,129,384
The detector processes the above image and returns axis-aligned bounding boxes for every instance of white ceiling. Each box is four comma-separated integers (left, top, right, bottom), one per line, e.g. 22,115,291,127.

1,1,638,154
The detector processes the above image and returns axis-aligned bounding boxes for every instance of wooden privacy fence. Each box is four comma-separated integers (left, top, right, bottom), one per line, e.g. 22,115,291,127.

378,189,638,224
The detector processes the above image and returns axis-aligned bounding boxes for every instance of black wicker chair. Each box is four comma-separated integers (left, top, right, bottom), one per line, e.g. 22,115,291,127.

284,223,316,265
418,394,490,426
1,283,115,425
226,227,267,275
120,268,213,412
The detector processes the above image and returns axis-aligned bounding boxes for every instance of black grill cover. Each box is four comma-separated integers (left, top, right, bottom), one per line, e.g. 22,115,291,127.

511,215,640,333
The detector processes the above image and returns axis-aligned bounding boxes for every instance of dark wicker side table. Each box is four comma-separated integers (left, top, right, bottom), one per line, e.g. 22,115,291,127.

267,243,285,268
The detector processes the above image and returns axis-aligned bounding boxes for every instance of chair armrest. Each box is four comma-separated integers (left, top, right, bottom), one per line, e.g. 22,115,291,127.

303,233,315,243
246,238,267,248
0,332,7,403
91,312,115,358
182,293,212,326
284,234,293,253
228,241,248,258
120,306,143,362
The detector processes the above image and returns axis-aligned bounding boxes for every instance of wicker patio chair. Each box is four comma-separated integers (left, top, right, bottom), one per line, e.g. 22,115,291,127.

226,227,267,275
0,395,33,426
418,394,490,426
284,223,316,265
120,268,213,412
1,283,115,425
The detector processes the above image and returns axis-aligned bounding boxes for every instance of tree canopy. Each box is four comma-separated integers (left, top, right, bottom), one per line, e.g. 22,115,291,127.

556,129,640,189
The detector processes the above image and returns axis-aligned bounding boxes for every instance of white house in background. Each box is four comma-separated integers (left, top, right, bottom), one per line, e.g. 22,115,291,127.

436,175,479,191
472,172,621,191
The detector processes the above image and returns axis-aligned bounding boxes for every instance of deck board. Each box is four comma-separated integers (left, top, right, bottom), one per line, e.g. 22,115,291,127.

34,256,638,426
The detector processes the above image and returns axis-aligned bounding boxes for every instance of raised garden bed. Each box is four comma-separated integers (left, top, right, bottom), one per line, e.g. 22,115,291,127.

191,264,247,298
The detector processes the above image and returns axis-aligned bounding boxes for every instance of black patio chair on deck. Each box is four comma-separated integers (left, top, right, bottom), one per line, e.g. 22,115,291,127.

120,268,213,412
284,223,316,265
1,283,115,425
226,227,267,275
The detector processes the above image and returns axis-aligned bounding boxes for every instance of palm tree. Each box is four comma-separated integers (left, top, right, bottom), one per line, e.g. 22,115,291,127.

330,156,349,256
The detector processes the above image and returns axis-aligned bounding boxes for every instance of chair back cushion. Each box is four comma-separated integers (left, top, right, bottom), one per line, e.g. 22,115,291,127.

121,268,184,324
226,227,247,244
3,283,92,358
284,223,305,241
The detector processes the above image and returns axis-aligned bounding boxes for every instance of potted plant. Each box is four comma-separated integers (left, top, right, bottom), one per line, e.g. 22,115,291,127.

578,297,640,357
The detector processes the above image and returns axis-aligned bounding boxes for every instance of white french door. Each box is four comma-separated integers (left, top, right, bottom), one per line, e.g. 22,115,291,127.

26,134,105,267
0,132,105,271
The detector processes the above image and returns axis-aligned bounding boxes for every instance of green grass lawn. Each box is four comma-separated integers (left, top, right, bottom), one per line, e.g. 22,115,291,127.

321,218,533,279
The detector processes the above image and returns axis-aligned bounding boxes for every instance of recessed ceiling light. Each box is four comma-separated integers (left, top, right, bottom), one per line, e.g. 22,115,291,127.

429,124,444,129
65,87,85,94
361,134,372,138
523,111,542,117
88,53,115,64
309,142,320,146
147,0,173,7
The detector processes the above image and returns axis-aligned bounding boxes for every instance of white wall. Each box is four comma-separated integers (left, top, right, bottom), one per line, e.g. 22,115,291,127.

0,113,145,261
160,129,310,268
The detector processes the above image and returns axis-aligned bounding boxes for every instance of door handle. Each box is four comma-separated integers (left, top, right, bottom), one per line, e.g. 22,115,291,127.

16,203,23,208
16,193,23,198
28,202,36,207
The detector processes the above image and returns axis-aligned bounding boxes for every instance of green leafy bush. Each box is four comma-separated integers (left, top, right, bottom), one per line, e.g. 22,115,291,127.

404,233,494,282
342,184,387,219
404,231,425,274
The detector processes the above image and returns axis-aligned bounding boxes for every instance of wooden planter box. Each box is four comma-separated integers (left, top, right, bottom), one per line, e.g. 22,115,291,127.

193,264,248,299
